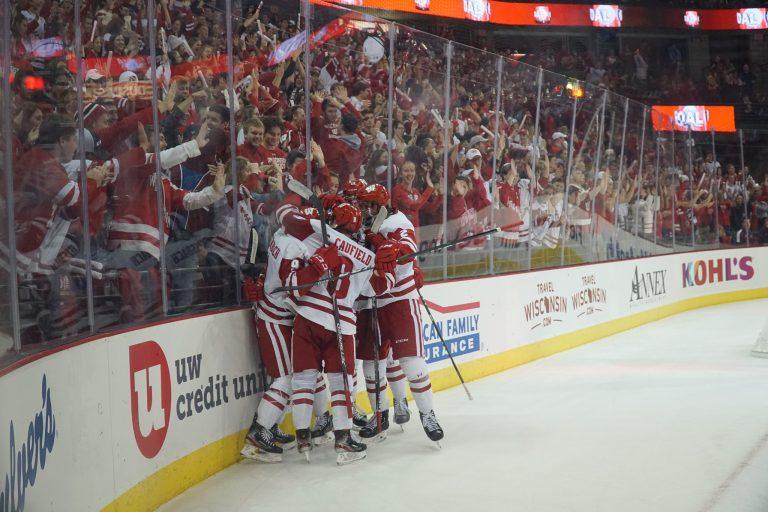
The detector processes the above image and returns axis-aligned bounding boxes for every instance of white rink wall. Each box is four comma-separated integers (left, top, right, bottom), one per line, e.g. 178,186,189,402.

0,310,261,512
422,246,768,375
1,246,766,512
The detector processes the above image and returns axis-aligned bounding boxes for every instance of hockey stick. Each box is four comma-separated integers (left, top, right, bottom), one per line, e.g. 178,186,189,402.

371,296,383,434
241,228,260,278
368,206,388,435
274,225,515,293
247,228,259,264
287,176,313,201
297,181,355,422
416,286,473,401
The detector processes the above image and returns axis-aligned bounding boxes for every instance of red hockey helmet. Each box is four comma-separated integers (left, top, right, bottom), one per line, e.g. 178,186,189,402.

299,207,320,220
341,177,368,201
357,183,390,206
332,202,362,233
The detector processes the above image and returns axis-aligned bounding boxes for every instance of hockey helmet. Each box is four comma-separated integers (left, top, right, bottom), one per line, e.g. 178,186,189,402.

332,202,362,233
356,183,390,206
341,177,368,201
299,207,320,220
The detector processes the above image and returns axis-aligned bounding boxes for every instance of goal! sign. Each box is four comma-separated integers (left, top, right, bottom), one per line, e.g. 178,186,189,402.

651,105,736,133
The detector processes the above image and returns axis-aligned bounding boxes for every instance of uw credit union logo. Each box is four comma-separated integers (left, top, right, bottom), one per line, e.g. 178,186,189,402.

129,341,172,458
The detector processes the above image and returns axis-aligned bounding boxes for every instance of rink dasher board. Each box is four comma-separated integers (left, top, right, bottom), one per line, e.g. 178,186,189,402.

1,246,767,512
0,309,262,512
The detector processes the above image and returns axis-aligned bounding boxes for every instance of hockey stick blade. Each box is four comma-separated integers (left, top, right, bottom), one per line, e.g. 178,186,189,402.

287,177,314,200
497,221,524,232
370,206,388,234
248,228,259,265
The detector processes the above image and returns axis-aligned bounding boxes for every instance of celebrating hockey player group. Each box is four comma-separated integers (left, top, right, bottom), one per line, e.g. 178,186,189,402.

240,178,443,466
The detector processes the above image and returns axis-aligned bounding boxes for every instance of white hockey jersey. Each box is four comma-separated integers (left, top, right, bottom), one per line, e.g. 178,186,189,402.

256,229,307,326
357,211,418,310
208,184,255,269
530,195,563,248
517,178,532,241
285,217,376,335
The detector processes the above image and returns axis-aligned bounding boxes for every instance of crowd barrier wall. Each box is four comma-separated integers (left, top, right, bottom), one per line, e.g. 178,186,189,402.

1,245,766,512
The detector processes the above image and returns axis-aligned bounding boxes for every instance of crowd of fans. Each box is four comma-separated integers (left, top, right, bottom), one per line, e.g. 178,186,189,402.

523,45,768,123
407,14,768,126
1,0,767,350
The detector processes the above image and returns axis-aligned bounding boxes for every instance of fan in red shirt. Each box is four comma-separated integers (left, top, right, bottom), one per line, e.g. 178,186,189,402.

13,114,103,266
420,178,444,230
310,91,364,185
283,106,306,152
391,160,434,231
446,174,471,225
237,116,287,171
237,118,265,163
462,149,492,220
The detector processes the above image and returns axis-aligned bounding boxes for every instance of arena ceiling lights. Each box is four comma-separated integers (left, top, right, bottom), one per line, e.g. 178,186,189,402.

319,1,768,31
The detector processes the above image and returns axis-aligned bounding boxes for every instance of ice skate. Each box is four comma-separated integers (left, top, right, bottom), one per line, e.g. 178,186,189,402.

352,403,368,431
296,428,312,462
393,397,410,431
311,411,334,446
419,410,444,448
358,410,389,442
334,429,367,465
271,424,296,450
241,424,283,463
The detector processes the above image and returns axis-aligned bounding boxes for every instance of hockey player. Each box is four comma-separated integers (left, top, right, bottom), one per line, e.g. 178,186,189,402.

340,177,368,204
355,184,445,444
336,177,409,431
281,202,397,464
321,178,374,431
240,206,332,462
337,185,410,437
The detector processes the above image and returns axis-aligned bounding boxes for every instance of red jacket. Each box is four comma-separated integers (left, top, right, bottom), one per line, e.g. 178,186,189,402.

283,121,305,152
498,182,520,208
95,107,156,153
466,175,492,214
237,144,287,169
420,193,443,228
14,147,96,254
108,146,218,259
310,101,364,183
391,183,433,230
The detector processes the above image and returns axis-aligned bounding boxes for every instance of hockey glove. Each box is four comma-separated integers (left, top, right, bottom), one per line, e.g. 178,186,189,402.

310,244,341,274
243,274,265,303
414,264,424,289
364,229,387,249
321,194,345,211
375,241,399,275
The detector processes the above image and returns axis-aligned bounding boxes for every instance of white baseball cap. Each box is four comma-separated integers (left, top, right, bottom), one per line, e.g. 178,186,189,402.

85,69,106,81
118,71,138,82
466,148,483,160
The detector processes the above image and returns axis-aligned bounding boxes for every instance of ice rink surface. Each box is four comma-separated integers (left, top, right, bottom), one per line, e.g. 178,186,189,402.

160,299,768,512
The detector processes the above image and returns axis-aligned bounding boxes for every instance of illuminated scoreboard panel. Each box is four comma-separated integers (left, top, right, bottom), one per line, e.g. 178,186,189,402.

651,106,737,133
318,1,768,31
